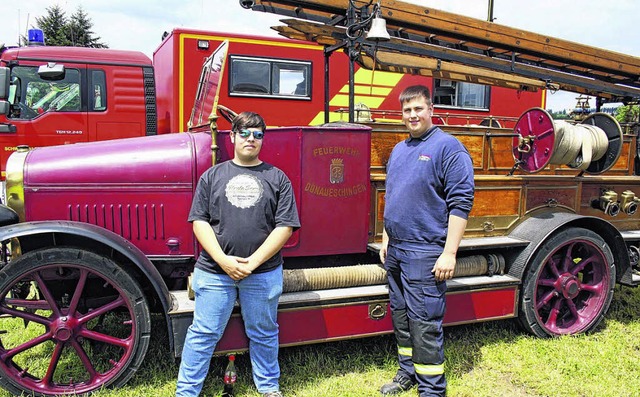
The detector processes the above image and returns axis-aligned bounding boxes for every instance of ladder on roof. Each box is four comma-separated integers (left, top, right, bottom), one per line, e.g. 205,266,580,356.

242,0,640,102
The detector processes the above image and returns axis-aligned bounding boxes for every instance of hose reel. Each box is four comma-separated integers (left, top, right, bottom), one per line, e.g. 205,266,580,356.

512,108,623,174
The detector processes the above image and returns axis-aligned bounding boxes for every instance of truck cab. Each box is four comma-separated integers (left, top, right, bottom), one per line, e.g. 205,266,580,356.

0,34,158,180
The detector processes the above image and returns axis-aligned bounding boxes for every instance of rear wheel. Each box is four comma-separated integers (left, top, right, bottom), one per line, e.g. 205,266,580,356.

519,228,615,337
0,247,151,396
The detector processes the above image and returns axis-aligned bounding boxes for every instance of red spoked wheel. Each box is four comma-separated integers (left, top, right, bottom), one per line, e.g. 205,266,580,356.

0,248,150,396
519,228,616,337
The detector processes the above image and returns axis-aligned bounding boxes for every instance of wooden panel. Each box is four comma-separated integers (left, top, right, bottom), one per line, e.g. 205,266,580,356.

370,130,405,170
610,138,633,173
456,134,484,170
372,184,385,241
471,186,521,217
579,179,640,231
525,185,579,213
489,134,518,171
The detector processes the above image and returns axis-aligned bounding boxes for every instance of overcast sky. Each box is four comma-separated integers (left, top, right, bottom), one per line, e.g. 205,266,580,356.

1,0,637,112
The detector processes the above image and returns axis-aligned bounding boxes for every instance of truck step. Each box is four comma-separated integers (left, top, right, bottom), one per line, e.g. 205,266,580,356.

168,274,520,316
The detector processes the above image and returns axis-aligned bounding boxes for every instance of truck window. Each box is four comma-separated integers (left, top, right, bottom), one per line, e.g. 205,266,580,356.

229,55,311,99
434,79,490,110
90,70,107,111
8,66,81,119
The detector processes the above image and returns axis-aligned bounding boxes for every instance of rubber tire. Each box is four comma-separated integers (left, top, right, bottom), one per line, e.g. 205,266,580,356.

519,227,615,337
0,247,151,396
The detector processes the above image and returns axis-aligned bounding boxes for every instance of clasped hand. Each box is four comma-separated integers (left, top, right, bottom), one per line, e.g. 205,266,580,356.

220,256,253,281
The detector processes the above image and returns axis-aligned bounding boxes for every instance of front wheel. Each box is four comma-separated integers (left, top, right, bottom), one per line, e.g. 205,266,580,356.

519,228,615,337
0,248,151,396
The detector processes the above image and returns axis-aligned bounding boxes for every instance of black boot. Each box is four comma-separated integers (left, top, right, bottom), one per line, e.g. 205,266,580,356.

380,374,415,395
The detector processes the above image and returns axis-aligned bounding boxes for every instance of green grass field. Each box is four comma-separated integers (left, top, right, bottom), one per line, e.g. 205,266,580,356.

2,284,640,397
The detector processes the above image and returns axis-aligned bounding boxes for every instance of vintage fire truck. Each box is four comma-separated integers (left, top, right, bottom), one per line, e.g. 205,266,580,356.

0,24,541,182
0,0,639,396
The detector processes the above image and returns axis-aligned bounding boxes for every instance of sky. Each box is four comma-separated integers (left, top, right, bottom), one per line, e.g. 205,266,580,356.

1,0,638,112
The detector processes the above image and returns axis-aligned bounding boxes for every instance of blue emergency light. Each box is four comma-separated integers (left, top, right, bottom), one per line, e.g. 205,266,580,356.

28,29,45,46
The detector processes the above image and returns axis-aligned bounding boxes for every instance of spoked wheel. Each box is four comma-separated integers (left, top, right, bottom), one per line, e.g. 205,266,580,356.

0,248,151,396
519,228,616,337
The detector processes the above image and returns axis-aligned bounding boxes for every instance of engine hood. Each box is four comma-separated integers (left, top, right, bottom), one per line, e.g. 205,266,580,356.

22,132,212,187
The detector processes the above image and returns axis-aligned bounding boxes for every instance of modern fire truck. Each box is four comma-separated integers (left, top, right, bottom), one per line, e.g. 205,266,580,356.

0,0,639,396
0,25,541,181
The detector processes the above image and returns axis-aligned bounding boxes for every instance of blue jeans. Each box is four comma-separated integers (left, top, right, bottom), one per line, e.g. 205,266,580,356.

176,266,283,396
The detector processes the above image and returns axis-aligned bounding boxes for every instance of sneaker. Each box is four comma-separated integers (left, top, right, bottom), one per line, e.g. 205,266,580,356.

263,391,283,397
380,374,416,395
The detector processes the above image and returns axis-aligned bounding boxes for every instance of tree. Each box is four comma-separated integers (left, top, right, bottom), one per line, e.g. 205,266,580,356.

23,5,108,48
34,5,71,46
68,7,107,48
615,104,640,125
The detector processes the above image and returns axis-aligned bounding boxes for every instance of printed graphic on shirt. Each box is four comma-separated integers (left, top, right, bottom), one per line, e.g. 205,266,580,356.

225,174,264,209
418,154,432,161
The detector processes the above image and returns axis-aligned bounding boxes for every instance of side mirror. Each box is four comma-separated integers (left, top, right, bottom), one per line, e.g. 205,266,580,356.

0,100,9,116
0,67,9,100
38,63,65,80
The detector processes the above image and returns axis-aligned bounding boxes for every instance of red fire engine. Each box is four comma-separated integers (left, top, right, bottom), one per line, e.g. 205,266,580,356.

0,0,639,396
0,25,542,181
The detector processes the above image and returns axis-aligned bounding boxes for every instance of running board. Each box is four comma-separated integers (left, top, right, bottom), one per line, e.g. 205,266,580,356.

168,274,520,315
168,274,520,357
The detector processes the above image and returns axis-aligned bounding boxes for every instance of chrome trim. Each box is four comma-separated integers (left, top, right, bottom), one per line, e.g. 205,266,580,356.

621,230,640,240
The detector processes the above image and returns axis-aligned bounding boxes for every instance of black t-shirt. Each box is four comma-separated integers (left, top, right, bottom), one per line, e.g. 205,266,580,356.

188,161,300,274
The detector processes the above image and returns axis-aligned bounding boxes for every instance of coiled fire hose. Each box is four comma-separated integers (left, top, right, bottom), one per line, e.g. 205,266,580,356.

550,121,609,170
187,254,505,298
281,254,505,293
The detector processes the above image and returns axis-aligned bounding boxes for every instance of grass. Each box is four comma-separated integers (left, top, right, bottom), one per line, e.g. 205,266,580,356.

2,284,640,397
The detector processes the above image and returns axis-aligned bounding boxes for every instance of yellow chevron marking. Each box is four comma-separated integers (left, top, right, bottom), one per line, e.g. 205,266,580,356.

338,85,394,96
355,69,403,86
329,94,386,108
313,68,404,125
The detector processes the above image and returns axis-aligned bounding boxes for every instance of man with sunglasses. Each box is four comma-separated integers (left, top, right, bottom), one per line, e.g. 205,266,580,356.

177,112,300,397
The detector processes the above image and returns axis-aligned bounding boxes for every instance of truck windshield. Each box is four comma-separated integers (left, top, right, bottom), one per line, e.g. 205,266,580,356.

8,66,81,120
189,40,229,129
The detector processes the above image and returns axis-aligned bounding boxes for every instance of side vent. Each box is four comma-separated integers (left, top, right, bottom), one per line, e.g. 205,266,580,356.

68,203,165,241
143,66,158,135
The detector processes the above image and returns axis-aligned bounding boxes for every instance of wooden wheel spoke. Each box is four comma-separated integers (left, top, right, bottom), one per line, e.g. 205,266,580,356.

77,296,125,325
68,269,89,315
32,272,62,317
42,341,65,386
70,339,98,380
80,328,131,349
1,331,52,361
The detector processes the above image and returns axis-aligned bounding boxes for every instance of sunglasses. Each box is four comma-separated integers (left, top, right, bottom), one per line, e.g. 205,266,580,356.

235,129,265,139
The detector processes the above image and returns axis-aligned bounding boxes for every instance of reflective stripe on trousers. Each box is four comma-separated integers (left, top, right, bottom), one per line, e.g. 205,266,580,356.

385,245,447,397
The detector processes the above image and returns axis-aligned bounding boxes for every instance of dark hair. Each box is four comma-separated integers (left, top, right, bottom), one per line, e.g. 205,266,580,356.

399,85,432,105
232,111,266,132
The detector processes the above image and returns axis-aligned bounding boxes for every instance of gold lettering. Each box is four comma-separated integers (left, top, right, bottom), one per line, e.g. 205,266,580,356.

312,146,360,157
304,182,367,198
